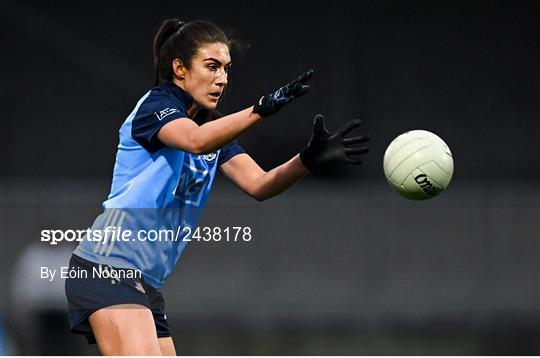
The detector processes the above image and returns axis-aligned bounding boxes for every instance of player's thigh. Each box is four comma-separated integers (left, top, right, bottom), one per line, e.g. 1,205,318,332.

89,303,161,355
159,336,176,356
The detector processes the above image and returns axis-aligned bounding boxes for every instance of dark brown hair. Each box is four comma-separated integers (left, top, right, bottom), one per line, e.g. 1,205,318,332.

153,19,231,85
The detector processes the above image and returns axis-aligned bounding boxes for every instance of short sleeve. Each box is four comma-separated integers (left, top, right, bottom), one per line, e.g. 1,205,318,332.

218,141,245,166
131,95,188,153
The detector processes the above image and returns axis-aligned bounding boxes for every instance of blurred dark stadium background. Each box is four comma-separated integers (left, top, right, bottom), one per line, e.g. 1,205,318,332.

1,0,539,355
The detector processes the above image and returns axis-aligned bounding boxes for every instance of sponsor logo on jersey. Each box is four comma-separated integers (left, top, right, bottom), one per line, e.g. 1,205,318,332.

173,165,210,206
155,108,179,121
202,153,217,162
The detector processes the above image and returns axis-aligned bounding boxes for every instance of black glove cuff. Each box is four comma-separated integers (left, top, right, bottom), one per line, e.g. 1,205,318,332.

299,147,314,170
253,96,270,117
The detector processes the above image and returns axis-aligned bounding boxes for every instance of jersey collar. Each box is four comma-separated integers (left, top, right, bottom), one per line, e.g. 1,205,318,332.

162,81,194,108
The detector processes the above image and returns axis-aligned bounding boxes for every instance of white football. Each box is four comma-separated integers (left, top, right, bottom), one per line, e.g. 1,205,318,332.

383,130,454,200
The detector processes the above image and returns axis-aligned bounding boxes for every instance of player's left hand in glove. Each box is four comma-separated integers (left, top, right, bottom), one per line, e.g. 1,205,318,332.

300,114,370,170
253,69,314,117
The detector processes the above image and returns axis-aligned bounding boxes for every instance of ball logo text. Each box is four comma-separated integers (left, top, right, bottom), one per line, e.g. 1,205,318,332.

414,174,442,197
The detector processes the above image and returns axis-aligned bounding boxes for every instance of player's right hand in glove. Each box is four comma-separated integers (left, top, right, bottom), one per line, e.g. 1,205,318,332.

253,69,314,117
300,114,370,170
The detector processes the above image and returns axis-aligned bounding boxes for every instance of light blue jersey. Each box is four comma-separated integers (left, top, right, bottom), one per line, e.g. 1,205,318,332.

75,82,244,288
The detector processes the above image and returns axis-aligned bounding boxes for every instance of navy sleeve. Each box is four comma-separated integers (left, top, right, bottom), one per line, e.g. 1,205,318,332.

131,95,188,153
218,140,245,166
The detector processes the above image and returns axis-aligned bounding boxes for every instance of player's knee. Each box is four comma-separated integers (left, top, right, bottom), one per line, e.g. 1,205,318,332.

133,343,162,356
98,333,161,355
90,305,160,355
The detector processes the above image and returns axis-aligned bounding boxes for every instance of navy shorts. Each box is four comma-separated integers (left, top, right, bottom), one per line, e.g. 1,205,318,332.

65,254,171,344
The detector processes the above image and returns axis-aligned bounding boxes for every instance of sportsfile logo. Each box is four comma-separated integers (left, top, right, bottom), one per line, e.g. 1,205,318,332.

155,107,179,121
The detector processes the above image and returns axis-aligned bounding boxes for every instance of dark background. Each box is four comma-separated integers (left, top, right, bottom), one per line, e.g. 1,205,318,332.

0,0,539,355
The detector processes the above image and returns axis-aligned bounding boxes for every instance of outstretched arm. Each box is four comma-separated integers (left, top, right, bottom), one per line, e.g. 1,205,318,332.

220,153,309,201
220,113,370,201
158,107,260,154
158,69,313,154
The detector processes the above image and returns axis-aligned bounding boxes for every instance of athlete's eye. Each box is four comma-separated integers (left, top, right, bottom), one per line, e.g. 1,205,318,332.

207,64,218,71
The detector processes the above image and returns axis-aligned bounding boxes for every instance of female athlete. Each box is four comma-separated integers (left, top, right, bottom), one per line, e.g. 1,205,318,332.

65,19,369,355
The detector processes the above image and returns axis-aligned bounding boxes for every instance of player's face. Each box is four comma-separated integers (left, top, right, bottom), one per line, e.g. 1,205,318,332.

183,42,231,110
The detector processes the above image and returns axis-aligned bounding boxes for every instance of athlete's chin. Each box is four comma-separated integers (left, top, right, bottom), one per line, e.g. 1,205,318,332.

197,99,218,109
198,101,218,110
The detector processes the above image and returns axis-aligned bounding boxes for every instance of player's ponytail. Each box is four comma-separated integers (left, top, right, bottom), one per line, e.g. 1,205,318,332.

153,19,186,85
152,19,231,86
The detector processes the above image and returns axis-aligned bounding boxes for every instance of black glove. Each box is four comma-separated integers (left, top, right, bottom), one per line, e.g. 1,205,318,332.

300,114,370,170
253,69,314,117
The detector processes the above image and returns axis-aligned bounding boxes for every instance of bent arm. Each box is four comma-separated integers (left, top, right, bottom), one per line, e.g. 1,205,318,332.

157,107,261,154
220,153,309,201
